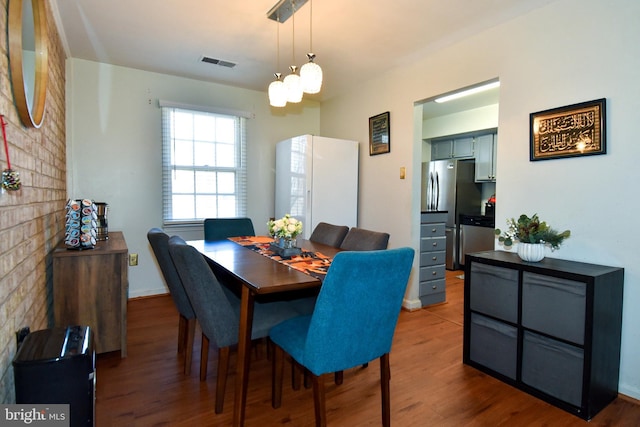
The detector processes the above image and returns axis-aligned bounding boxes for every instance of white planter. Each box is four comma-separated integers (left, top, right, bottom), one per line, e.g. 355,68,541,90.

517,243,545,262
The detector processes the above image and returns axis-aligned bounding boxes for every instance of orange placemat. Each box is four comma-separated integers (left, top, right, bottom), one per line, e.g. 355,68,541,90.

229,236,332,281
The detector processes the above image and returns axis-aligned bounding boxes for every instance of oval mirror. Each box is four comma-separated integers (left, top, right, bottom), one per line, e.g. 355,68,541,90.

8,0,48,128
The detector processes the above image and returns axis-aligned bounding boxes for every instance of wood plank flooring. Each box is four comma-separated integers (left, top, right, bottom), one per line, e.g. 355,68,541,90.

96,271,640,426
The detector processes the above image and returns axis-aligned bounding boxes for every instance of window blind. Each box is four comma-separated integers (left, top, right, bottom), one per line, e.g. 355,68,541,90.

161,104,247,226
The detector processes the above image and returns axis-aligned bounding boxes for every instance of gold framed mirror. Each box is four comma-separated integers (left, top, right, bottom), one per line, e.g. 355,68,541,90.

8,0,48,128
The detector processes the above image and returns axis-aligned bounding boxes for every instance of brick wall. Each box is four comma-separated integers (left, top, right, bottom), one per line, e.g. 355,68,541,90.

0,0,67,402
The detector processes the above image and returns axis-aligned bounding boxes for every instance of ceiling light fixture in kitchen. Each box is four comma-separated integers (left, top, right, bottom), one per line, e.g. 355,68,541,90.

434,81,501,103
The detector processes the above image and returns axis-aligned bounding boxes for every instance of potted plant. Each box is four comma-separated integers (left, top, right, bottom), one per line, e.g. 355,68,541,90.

495,213,570,262
268,214,303,257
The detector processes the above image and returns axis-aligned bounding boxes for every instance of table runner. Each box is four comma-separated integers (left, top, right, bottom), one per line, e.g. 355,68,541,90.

228,236,332,281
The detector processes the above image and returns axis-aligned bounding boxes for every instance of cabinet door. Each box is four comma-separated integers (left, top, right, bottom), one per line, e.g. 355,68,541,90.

453,136,474,158
522,272,586,344
469,262,518,322
475,133,496,182
431,139,452,160
522,331,584,407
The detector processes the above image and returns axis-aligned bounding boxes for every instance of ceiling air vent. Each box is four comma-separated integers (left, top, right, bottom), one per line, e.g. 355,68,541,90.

201,56,236,68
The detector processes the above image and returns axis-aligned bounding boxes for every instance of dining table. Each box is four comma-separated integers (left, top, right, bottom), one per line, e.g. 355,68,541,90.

187,236,341,426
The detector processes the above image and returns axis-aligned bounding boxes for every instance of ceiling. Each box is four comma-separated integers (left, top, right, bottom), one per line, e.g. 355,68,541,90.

50,0,555,103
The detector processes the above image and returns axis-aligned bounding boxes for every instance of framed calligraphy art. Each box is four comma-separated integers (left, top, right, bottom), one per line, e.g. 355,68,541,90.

369,111,390,155
530,98,606,161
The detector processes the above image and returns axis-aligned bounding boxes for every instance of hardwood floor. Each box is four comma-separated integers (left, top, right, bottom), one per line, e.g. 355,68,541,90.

96,271,640,426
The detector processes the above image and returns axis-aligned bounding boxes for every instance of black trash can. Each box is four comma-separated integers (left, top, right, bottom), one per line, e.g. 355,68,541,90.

13,326,95,426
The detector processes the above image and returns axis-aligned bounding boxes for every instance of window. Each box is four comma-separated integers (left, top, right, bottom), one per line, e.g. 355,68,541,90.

161,104,247,225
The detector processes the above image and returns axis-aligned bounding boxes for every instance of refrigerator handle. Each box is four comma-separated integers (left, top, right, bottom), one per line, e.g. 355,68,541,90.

429,172,435,210
434,172,440,211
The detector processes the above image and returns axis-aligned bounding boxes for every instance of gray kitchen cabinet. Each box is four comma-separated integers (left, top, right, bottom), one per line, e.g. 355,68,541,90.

474,132,497,182
419,212,447,306
463,251,624,420
452,136,474,158
430,137,474,160
430,139,452,160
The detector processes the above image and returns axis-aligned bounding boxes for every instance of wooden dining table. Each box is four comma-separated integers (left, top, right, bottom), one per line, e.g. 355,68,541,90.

187,237,341,426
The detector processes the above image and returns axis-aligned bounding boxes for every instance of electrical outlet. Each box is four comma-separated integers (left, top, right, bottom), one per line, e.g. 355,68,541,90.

129,253,138,266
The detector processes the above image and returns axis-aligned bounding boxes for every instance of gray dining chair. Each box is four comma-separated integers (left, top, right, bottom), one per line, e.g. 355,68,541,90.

167,235,301,413
147,228,197,375
204,217,255,241
340,227,390,251
309,222,350,247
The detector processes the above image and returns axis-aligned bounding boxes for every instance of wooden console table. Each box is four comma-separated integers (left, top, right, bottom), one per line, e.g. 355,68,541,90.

53,231,128,356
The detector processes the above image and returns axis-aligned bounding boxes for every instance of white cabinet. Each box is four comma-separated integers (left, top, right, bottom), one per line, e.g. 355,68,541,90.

474,133,497,182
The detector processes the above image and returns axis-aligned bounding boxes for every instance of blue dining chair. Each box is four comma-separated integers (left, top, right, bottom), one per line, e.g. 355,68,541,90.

269,247,415,427
167,235,301,414
147,228,197,375
203,217,255,241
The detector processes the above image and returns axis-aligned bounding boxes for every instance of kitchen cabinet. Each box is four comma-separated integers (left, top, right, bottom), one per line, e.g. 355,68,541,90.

419,212,447,306
430,139,452,160
474,133,497,182
463,251,623,420
430,137,474,160
53,231,129,356
453,136,474,158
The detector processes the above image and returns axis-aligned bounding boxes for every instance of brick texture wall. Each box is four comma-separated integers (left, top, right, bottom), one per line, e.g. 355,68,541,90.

0,0,67,402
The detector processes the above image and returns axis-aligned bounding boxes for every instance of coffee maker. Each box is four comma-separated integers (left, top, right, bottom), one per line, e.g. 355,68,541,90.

95,202,109,240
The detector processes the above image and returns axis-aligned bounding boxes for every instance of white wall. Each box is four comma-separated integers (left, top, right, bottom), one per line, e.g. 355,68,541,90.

66,59,320,297
422,104,499,141
319,0,640,399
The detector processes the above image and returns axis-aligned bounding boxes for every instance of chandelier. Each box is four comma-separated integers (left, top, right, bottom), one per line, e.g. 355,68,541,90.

267,0,323,107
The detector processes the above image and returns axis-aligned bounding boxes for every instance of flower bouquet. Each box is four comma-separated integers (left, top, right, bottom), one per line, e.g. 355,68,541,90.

268,214,303,257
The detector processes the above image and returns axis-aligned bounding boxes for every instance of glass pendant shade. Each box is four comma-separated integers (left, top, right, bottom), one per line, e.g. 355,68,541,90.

300,53,323,94
284,66,303,103
269,73,287,107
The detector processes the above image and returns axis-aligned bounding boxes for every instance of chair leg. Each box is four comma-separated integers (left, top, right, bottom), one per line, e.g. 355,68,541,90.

200,334,209,381
312,373,327,427
215,346,231,414
177,315,187,354
184,318,196,375
304,368,312,389
291,358,301,390
272,343,285,408
380,353,391,427
334,370,343,385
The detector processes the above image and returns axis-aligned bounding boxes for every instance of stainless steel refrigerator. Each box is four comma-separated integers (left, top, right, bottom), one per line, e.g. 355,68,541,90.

422,159,481,270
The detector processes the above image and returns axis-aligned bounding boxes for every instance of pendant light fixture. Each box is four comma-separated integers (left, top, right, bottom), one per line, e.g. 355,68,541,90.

299,0,322,94
268,14,287,107
283,3,303,103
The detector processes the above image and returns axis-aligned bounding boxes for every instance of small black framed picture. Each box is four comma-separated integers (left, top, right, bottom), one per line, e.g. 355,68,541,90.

369,111,390,155
530,98,606,161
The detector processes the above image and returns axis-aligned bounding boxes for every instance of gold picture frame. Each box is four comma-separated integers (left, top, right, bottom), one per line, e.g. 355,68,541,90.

530,98,606,161
369,111,390,155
